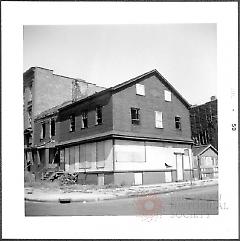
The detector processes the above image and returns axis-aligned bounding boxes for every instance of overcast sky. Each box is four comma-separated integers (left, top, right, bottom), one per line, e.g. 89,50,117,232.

23,24,216,105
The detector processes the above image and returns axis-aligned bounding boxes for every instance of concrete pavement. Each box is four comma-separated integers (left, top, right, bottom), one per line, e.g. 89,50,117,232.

25,178,218,203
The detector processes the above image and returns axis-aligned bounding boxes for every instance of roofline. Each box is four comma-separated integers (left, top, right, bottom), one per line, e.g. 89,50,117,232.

196,144,218,156
59,69,191,111
23,66,105,89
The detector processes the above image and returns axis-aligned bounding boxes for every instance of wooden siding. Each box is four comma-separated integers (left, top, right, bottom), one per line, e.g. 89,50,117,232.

112,75,191,141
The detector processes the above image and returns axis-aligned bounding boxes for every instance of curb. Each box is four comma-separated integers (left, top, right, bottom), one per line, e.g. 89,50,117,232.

25,182,218,203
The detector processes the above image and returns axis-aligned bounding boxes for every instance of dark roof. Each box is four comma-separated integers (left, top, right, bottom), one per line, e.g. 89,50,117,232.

192,144,218,156
34,100,72,120
59,69,191,111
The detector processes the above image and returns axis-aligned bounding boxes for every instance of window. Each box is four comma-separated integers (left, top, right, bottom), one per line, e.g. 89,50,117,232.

164,90,171,102
40,122,46,140
131,108,140,125
69,114,75,132
81,111,88,128
175,116,181,130
50,119,55,137
95,106,103,125
136,84,145,96
155,111,163,128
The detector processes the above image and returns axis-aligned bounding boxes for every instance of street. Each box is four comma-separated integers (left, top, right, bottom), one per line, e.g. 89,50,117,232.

25,185,218,216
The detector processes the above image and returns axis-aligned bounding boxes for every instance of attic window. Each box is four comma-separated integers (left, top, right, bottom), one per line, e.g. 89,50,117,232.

164,90,171,102
136,84,145,96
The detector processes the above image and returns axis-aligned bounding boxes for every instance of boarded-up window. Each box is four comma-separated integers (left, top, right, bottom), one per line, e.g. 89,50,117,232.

69,146,75,171
65,148,70,171
74,145,80,170
155,111,163,128
115,140,145,163
86,143,96,169
79,144,86,169
96,141,105,168
164,90,171,102
136,84,145,96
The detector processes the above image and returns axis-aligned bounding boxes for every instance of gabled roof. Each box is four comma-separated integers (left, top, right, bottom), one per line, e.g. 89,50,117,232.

59,69,191,111
111,69,190,108
192,144,218,156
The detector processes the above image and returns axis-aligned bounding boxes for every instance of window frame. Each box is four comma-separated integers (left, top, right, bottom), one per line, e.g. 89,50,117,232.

95,106,103,125
155,111,163,129
81,111,88,129
69,114,76,132
40,122,46,140
131,107,140,125
175,116,181,130
136,83,145,96
50,118,56,137
164,90,172,102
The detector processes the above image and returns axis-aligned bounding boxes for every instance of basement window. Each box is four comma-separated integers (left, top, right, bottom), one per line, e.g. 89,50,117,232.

164,90,172,102
81,111,88,128
175,116,181,130
95,106,103,125
69,114,75,132
131,108,140,125
136,84,145,96
40,122,46,140
50,119,55,137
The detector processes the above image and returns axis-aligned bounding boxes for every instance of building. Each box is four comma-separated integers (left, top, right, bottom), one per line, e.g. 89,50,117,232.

23,67,105,171
190,97,218,149
30,69,195,185
192,144,218,180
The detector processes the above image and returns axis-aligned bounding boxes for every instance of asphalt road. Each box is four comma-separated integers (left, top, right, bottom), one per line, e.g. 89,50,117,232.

25,185,218,216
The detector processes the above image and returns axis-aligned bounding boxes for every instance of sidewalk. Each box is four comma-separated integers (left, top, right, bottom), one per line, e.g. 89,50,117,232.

25,178,218,203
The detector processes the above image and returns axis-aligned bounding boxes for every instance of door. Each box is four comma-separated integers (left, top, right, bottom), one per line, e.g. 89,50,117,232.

134,173,143,185
176,153,184,181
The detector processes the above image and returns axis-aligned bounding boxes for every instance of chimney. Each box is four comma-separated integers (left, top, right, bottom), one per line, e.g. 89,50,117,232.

210,96,216,101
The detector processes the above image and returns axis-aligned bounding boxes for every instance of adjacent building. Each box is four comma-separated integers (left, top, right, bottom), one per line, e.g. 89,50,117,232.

29,69,195,185
192,144,218,179
23,67,105,171
190,97,218,149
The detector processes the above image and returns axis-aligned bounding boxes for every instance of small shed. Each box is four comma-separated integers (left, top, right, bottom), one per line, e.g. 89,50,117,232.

192,144,218,180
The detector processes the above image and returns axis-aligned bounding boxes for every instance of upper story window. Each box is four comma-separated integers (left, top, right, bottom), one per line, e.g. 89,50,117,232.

155,111,163,128
81,111,88,128
40,122,46,140
69,114,75,132
136,84,145,96
96,106,103,125
50,118,55,137
175,116,181,130
164,90,171,102
131,108,140,125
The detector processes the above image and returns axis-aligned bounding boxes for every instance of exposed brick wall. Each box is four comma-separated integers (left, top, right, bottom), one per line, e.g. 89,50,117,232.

112,75,191,141
33,68,73,116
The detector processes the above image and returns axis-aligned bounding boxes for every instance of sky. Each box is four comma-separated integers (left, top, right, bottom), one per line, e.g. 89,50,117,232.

23,24,217,105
